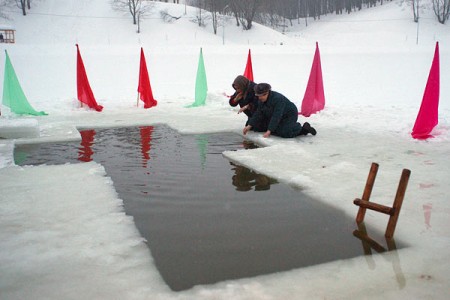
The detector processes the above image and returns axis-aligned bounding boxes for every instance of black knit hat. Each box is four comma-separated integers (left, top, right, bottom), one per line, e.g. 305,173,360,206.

254,83,271,96
232,75,249,91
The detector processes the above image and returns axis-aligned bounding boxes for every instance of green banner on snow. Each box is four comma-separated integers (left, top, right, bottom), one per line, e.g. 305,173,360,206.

2,50,47,116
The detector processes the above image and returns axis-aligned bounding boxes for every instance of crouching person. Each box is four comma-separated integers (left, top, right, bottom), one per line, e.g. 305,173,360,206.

243,83,317,138
229,75,259,126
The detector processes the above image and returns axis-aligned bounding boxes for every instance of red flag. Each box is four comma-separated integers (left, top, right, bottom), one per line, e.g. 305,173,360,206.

138,47,157,109
243,49,254,81
300,42,325,117
411,42,440,140
76,44,103,112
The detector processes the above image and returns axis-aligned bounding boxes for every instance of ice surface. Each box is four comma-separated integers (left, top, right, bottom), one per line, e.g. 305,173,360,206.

0,118,39,139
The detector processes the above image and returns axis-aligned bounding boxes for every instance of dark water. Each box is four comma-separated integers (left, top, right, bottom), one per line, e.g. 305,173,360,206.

14,125,402,291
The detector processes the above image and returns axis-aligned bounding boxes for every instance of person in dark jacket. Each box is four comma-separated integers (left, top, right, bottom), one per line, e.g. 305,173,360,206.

229,75,259,125
243,83,317,138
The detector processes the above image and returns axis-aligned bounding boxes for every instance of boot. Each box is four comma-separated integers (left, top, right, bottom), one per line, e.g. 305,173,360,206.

300,122,317,136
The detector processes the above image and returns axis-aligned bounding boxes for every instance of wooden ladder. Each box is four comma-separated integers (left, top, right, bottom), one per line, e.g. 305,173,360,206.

353,162,411,238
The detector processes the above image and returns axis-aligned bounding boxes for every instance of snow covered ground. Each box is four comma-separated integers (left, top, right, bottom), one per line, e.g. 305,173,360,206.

1,0,449,299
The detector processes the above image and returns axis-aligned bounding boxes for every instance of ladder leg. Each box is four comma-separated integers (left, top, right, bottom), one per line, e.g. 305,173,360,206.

356,162,379,224
385,169,411,238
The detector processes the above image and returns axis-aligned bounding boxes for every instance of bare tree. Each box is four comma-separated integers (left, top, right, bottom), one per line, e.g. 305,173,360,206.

228,0,241,26
195,0,206,27
14,0,27,15
229,0,259,30
1,0,36,17
112,0,154,32
206,0,228,34
303,0,309,26
209,0,219,34
432,0,450,24
112,0,141,25
257,1,288,31
412,0,420,22
9,0,31,16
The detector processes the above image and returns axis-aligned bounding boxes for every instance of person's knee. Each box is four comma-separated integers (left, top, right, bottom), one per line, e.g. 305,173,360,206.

274,124,301,138
273,129,293,138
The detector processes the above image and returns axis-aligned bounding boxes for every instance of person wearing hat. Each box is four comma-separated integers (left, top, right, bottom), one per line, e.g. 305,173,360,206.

229,75,259,125
243,83,317,138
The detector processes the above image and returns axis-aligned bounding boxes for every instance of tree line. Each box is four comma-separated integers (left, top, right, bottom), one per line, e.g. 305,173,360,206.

185,0,449,30
1,0,449,29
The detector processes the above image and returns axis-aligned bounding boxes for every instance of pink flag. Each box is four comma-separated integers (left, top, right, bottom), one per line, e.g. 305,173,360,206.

76,44,103,112
138,47,157,109
411,42,440,140
243,49,254,81
300,42,325,117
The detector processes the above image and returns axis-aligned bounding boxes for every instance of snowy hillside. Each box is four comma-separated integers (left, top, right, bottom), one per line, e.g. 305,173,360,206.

4,0,292,46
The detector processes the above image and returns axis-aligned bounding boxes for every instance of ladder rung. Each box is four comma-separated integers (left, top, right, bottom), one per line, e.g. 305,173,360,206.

353,198,394,215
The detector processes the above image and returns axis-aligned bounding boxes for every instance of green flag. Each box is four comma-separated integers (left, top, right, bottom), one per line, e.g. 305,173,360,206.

2,50,47,116
187,48,208,107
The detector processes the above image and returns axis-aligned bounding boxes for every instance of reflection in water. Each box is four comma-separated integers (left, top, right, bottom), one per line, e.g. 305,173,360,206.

242,140,258,150
13,150,27,165
230,162,278,191
77,127,155,168
78,129,96,162
353,222,406,289
139,126,154,168
196,134,208,170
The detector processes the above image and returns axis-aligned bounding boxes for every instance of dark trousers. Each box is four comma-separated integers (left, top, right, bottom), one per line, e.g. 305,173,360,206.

252,115,302,138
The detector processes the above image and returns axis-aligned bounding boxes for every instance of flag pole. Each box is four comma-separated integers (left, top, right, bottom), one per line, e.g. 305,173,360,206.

137,93,140,107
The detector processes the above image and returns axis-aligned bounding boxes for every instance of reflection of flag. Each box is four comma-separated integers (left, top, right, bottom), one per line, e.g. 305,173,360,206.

2,50,47,116
76,44,103,112
196,134,208,171
187,48,208,107
412,42,440,140
243,49,254,81
140,126,153,168
300,42,325,117
78,129,96,162
423,203,432,229
138,48,157,109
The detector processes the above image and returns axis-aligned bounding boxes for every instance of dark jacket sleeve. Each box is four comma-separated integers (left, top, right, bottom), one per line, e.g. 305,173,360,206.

229,92,239,107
